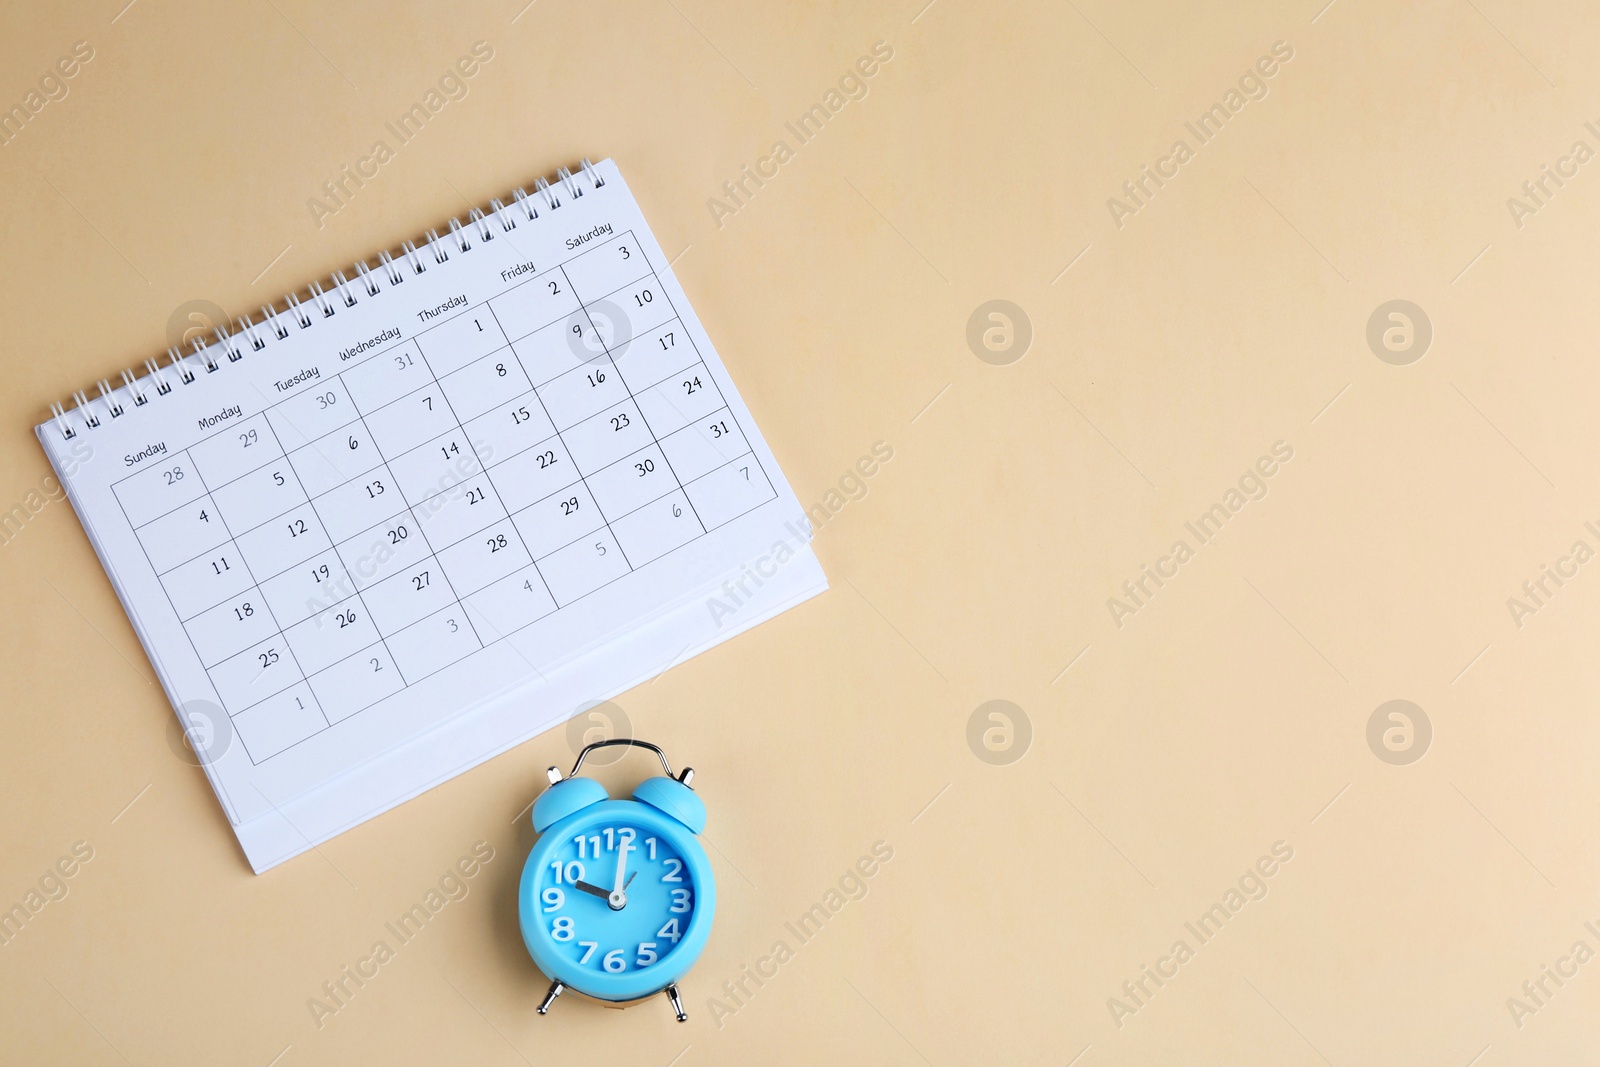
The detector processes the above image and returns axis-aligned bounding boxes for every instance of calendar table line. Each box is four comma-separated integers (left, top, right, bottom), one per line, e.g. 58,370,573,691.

479,299,643,576
259,409,419,694
405,298,565,629
338,369,493,655
115,321,722,536
225,470,774,726
202,443,773,717
164,442,722,627
125,341,729,545
133,389,761,636
110,229,682,500
109,221,783,769
557,261,705,545
173,446,329,735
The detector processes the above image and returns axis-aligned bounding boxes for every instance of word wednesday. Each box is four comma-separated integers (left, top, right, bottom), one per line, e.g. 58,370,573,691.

1106,41,1295,229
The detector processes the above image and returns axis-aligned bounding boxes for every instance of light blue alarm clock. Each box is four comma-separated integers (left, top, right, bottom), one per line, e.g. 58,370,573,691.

518,739,714,1021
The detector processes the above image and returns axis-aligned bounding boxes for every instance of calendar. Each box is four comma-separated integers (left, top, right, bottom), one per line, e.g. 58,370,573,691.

36,160,826,870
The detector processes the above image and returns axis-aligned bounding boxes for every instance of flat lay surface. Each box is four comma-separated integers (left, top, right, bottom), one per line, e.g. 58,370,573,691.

3,1,1599,1063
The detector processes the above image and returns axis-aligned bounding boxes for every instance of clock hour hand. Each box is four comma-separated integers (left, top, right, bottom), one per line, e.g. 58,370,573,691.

571,879,611,901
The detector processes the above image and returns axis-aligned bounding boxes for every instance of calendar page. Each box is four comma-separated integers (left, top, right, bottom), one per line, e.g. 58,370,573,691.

37,160,819,833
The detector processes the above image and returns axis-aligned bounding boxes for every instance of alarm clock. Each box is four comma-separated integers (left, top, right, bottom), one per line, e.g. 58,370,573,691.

518,739,715,1021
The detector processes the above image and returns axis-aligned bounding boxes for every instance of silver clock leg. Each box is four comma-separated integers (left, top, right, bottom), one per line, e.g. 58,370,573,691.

665,983,687,1022
537,980,565,1015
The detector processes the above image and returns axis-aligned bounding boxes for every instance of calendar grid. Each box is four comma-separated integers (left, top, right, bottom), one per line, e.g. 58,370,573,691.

574,239,753,530
339,365,489,653
254,408,411,691
110,226,780,766
375,344,564,668
476,298,636,574
557,261,710,542
137,433,763,612
108,454,236,725
174,447,328,753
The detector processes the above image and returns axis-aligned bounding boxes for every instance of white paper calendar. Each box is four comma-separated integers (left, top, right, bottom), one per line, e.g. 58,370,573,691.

35,159,826,872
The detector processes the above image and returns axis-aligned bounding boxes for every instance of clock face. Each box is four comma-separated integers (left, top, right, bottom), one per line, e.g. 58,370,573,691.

535,819,697,980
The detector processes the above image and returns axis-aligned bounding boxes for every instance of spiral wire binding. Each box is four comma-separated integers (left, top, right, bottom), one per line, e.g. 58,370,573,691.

46,161,604,441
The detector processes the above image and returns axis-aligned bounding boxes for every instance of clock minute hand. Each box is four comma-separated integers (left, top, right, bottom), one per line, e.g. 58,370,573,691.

609,840,634,910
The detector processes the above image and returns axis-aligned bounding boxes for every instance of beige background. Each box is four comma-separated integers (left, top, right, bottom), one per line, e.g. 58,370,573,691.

1,0,1596,1062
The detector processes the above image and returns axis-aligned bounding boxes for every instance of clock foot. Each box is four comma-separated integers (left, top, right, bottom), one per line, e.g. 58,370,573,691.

537,980,565,1015
665,983,687,1022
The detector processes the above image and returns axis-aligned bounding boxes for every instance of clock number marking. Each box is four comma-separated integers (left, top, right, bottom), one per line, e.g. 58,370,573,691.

636,943,658,967
603,949,626,973
578,941,598,964
549,859,585,884
551,916,574,941
645,837,657,860
657,918,682,943
661,858,683,883
541,888,564,912
670,888,692,913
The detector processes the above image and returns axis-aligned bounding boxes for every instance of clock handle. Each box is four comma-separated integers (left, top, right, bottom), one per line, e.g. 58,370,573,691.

552,738,694,786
